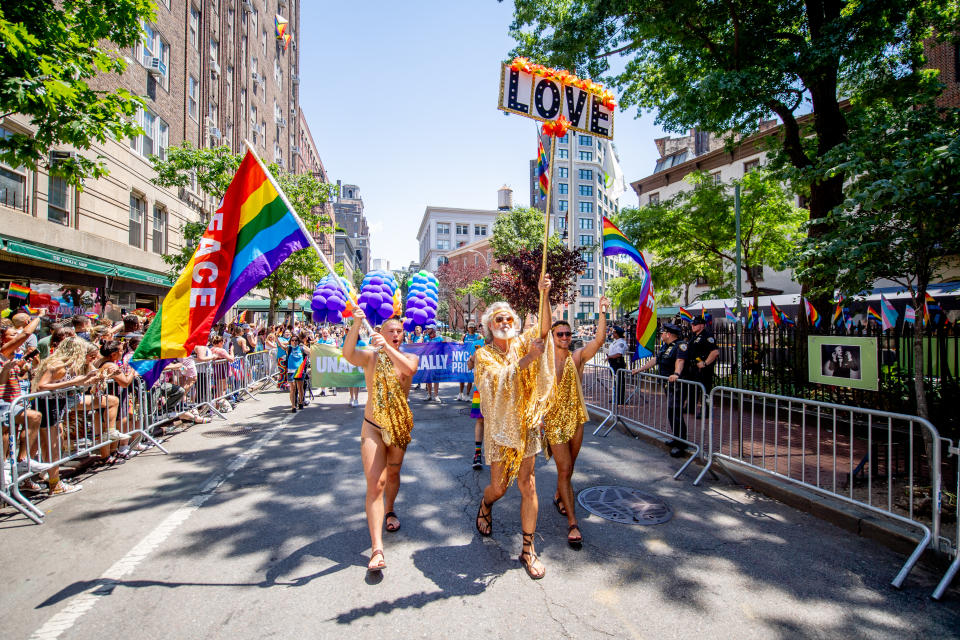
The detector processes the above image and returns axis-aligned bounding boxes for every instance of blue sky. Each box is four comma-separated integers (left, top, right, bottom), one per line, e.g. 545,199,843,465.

299,1,670,268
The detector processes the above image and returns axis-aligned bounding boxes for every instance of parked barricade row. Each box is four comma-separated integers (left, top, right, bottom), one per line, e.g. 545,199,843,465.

694,385,942,590
581,364,615,433
934,438,959,600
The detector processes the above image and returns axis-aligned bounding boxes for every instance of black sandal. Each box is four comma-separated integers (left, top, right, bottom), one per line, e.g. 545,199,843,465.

385,511,401,532
567,522,583,547
475,498,492,537
518,531,545,579
552,495,567,516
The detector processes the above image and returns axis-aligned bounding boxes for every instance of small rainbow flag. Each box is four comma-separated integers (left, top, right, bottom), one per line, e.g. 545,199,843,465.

678,307,694,322
85,312,99,320
601,217,645,267
536,138,549,201
8,283,31,299
880,295,898,331
293,358,307,379
832,295,845,327
804,298,821,328
924,291,941,326
746,304,756,329
275,14,288,39
470,389,483,419
770,301,783,326
866,305,882,324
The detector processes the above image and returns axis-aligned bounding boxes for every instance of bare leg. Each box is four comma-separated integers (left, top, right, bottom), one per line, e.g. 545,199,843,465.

289,378,297,408
383,445,405,530
474,418,484,443
517,455,545,576
360,421,388,568
477,458,508,535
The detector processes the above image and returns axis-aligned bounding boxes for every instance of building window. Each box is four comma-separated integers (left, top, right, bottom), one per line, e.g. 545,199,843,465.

578,217,593,230
743,159,760,174
579,202,593,213
189,6,200,48
0,128,27,212
436,222,450,235
579,169,593,180
557,134,568,144
579,150,593,161
558,148,569,159
579,184,593,196
130,108,169,159
437,238,450,250
582,250,594,262
558,200,568,212
152,205,167,254
456,223,469,235
582,268,593,280
748,265,764,281
47,175,69,225
579,234,593,246
558,167,568,178
578,135,591,146
129,194,145,248
188,76,198,120
695,275,708,286
261,29,267,54
711,171,722,185
139,23,170,88
648,192,659,205
474,225,487,236
580,301,595,316
581,285,594,297
556,216,567,229
558,183,568,194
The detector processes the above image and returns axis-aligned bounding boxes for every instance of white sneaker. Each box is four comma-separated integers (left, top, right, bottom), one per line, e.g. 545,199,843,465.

17,459,52,474
456,392,464,401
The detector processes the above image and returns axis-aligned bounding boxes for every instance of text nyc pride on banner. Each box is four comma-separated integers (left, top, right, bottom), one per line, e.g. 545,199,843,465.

311,342,477,387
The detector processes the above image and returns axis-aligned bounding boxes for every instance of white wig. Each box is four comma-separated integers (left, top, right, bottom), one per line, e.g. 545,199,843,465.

481,301,522,341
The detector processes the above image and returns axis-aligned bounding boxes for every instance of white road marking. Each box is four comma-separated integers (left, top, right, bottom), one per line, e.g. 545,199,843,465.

29,414,293,640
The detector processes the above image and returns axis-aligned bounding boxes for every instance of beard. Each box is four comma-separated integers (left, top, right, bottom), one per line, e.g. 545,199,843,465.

492,326,518,340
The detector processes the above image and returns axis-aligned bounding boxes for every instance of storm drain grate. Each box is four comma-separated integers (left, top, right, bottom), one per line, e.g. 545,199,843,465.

200,425,260,438
577,485,673,525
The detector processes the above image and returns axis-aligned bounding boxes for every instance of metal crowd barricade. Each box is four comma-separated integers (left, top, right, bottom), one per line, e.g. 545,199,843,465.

243,350,276,392
694,386,942,589
934,438,959,600
595,370,706,479
581,364,615,433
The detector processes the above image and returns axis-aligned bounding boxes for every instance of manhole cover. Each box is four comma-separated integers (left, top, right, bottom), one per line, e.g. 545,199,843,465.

200,426,259,438
577,486,672,525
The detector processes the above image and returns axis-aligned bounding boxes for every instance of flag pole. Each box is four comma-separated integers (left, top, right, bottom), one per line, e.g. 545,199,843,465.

242,140,374,335
539,131,558,312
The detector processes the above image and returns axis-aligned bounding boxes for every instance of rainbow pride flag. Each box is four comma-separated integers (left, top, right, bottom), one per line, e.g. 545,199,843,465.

8,282,31,299
601,217,646,266
134,150,310,363
678,307,694,322
470,389,483,419
924,291,941,326
536,139,549,201
832,295,845,327
803,298,821,328
293,358,307,379
866,305,882,325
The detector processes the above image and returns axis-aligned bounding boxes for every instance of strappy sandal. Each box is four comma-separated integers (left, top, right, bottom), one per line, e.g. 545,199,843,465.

475,498,492,537
567,523,583,547
552,495,567,516
384,511,401,532
367,548,386,572
518,531,545,579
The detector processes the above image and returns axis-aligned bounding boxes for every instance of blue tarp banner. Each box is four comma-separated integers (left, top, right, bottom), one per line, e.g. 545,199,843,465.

400,342,474,383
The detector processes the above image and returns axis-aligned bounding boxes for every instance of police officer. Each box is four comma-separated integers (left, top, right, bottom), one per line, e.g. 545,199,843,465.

686,316,719,417
606,326,629,405
633,323,688,457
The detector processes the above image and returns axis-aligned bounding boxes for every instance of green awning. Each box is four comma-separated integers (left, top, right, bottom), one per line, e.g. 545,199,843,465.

1,237,171,287
233,297,311,310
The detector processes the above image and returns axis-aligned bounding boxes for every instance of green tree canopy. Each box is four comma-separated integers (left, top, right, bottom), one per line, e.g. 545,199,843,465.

0,0,154,187
490,206,564,259
615,170,806,307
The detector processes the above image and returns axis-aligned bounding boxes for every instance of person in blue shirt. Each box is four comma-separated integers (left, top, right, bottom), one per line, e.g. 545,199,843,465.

459,321,484,402
423,325,444,403
285,334,310,412
317,327,338,397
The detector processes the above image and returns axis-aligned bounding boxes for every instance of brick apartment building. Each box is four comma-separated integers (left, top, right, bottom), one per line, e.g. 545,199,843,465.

0,0,310,315
333,182,370,274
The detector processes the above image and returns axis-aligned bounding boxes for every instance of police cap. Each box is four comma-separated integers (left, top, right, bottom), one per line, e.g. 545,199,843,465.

691,316,707,326
661,323,683,336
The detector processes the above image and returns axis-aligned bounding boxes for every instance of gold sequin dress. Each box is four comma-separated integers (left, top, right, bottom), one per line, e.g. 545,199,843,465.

371,351,414,450
474,326,555,485
543,353,589,446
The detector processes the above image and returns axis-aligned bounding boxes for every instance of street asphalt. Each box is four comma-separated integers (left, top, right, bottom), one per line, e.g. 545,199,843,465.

1,383,958,639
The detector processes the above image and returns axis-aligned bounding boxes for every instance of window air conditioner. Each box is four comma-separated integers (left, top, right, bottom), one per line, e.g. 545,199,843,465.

291,74,299,86
147,57,166,77
210,59,221,76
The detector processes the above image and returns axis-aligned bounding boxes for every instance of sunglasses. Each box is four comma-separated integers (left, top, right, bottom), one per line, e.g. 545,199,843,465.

493,316,514,324
554,331,572,337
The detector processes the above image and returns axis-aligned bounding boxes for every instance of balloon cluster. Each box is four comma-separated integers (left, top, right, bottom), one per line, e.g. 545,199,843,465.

402,270,439,332
311,274,355,324
358,270,402,326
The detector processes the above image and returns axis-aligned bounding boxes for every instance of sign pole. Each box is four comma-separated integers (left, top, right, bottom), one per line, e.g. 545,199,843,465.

539,132,558,311
242,140,375,335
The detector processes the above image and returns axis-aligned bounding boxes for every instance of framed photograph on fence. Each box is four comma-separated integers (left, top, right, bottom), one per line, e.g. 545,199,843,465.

808,336,879,391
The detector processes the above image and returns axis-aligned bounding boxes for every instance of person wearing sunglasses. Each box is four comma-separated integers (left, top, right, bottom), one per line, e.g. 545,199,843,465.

543,296,609,547
473,275,555,580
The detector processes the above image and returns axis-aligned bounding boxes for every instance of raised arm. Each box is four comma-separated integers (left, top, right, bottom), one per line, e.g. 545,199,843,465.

537,274,552,339
370,332,418,378
578,296,609,364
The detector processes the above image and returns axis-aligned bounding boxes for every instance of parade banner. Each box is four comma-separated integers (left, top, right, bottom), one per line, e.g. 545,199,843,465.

498,59,615,139
311,343,365,388
400,342,474,384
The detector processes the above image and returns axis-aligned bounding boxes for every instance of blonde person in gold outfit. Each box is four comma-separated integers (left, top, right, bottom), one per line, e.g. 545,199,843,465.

343,307,419,573
544,296,609,547
473,275,555,580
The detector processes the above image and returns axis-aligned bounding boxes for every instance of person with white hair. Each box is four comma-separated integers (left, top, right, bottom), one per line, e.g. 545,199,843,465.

473,275,555,580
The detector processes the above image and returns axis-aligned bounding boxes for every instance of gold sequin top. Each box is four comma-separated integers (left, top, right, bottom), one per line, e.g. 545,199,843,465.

543,353,589,445
371,351,414,450
474,326,555,484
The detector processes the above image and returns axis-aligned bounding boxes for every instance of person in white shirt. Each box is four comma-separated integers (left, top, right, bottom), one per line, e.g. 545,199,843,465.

606,327,628,405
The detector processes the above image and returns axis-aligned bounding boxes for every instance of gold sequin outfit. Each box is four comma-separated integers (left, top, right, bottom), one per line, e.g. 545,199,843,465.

474,326,555,486
544,353,589,446
371,351,414,449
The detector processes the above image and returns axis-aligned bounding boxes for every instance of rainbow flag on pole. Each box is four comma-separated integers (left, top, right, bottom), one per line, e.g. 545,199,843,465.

601,217,645,266
134,150,310,364
880,295,898,331
803,297,821,328
8,283,31,299
598,216,657,357
832,295,845,327
678,307,694,322
536,138,549,201
866,305,882,325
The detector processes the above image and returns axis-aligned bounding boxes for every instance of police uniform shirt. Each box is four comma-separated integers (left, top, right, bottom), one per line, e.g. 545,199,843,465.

688,333,719,369
656,339,688,377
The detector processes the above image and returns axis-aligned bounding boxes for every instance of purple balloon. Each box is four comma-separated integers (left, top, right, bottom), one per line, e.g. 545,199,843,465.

324,298,338,311
370,277,383,286
412,308,428,324
378,302,394,318
312,310,323,323
403,318,414,332
424,298,438,309
409,298,425,309
330,297,346,312
367,292,383,308
329,310,343,324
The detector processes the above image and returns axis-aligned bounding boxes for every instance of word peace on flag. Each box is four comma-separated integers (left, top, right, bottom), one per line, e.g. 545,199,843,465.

310,342,477,388
498,61,614,139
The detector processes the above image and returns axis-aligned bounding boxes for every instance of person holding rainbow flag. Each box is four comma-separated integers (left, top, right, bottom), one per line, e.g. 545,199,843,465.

285,333,309,412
